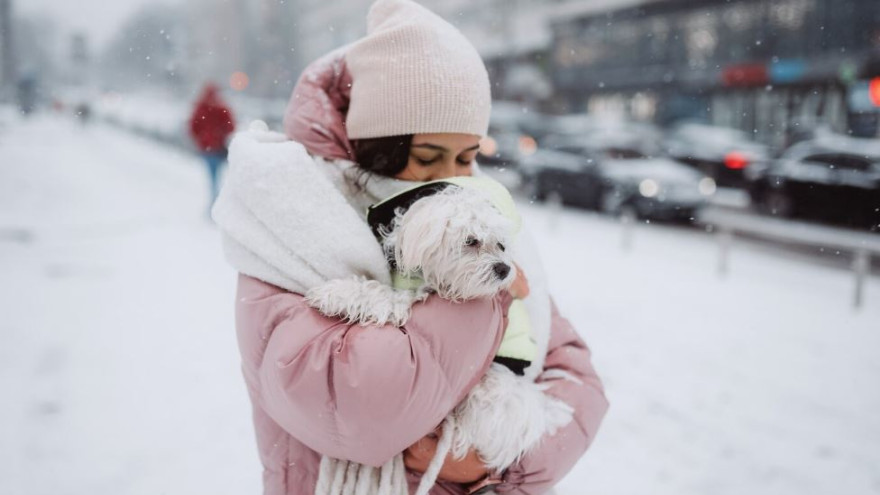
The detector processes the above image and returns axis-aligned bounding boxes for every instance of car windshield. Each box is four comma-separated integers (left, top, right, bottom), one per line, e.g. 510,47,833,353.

603,147,648,160
799,152,880,171
676,124,750,145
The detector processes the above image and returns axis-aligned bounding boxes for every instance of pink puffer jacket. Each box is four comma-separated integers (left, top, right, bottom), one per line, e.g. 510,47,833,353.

235,49,609,495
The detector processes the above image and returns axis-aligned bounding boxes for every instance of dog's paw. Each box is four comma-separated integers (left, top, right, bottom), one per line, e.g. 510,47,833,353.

362,284,422,326
385,297,415,327
305,277,420,327
304,277,368,322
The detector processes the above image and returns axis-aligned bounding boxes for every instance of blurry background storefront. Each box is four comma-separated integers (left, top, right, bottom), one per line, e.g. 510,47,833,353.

3,0,878,146
550,0,880,146
276,0,880,146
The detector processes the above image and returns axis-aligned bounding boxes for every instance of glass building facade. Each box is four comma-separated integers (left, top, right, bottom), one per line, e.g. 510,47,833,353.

551,0,880,144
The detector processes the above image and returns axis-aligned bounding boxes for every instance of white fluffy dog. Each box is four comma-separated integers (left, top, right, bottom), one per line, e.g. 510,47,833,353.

306,185,572,495
307,186,517,326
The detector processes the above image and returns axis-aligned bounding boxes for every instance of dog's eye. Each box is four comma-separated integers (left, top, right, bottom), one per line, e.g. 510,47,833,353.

465,237,480,248
497,243,506,252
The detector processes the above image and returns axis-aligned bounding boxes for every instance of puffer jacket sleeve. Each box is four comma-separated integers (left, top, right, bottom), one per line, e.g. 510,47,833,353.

495,300,609,494
236,274,511,468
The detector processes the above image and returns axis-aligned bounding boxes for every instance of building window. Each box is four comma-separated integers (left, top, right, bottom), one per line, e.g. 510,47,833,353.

685,10,718,69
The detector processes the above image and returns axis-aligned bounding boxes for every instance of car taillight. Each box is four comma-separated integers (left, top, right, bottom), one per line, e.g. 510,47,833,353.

870,77,880,106
724,151,750,170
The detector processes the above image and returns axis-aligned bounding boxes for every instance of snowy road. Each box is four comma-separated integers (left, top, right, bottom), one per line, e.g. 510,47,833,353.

1,114,879,495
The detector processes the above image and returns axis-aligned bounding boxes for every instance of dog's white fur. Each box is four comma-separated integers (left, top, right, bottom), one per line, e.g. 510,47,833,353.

306,187,573,478
383,187,517,302
304,276,432,327
306,187,518,325
451,364,575,471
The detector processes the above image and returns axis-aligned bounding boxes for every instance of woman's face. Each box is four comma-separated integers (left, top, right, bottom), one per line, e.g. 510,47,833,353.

394,133,480,181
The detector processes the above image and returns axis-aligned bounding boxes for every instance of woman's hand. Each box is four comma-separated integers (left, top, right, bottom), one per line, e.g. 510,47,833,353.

404,428,489,484
508,262,530,299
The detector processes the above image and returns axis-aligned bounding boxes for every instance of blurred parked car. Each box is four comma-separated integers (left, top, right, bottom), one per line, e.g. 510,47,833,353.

478,101,540,168
747,135,880,230
519,149,602,207
665,122,769,188
542,121,664,160
544,114,665,150
522,139,717,221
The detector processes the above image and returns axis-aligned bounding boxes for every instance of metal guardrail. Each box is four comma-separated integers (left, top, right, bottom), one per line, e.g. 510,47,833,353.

698,206,880,309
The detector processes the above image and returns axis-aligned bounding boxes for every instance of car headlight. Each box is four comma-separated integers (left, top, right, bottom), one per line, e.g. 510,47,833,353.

639,179,659,198
518,135,537,156
698,177,717,196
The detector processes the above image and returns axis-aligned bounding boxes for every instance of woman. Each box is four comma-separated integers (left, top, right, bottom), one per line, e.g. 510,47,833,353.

211,1,608,493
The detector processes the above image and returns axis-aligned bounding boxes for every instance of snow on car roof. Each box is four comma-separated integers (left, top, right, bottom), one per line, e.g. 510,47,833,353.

809,133,880,161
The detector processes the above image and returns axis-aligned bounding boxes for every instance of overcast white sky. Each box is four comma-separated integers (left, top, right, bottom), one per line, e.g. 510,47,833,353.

19,0,179,50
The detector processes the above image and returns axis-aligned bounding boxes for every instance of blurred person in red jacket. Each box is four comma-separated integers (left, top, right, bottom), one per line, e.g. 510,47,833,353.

189,83,236,213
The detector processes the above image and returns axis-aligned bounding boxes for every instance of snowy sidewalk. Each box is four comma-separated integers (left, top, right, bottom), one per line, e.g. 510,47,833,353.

0,115,258,494
531,207,880,495
1,115,879,495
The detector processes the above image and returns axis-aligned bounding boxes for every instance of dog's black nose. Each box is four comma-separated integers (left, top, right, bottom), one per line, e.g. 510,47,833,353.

493,262,511,279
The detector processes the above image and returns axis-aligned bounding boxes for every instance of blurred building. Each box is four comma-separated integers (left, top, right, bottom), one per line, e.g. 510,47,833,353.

9,13,59,94
182,0,299,98
286,0,651,102
101,4,187,91
551,0,880,143
423,0,653,102
249,0,300,97
67,33,89,86
135,0,879,146
0,0,13,98
289,0,372,75
184,0,249,93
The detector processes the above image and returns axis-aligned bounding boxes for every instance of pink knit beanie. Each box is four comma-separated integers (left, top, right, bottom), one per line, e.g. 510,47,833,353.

344,0,492,139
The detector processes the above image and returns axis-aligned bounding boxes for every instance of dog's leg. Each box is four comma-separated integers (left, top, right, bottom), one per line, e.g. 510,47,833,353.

451,364,575,472
305,276,422,327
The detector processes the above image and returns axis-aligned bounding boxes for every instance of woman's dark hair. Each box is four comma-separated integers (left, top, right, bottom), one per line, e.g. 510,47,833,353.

351,134,414,179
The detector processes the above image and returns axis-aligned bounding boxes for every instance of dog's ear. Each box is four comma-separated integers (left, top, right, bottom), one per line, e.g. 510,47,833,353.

393,194,454,274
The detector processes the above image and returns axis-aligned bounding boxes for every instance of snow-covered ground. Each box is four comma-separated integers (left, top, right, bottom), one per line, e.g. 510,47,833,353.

1,114,878,495
83,89,286,150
